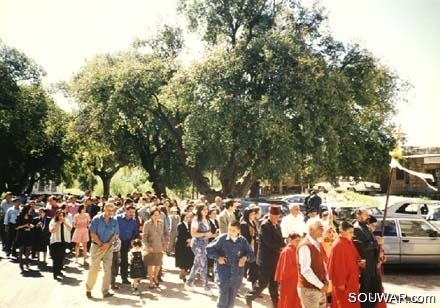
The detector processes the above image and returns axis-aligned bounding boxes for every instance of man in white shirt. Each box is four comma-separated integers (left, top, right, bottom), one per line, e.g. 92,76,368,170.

280,203,306,238
297,219,328,308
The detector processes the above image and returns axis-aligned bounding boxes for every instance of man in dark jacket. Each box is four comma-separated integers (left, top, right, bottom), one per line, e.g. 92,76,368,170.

245,205,285,308
353,208,384,308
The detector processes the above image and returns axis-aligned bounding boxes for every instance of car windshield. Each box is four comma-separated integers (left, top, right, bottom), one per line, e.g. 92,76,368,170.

427,207,440,220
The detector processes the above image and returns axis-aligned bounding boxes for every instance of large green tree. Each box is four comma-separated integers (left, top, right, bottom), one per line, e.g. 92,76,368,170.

70,26,190,196
0,40,70,194
175,0,400,196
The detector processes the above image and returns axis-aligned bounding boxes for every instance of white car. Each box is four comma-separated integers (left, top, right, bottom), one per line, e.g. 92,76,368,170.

338,181,381,194
387,199,440,218
373,213,440,264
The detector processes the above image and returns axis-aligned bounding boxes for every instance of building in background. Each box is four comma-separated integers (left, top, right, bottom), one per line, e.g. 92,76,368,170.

390,147,440,196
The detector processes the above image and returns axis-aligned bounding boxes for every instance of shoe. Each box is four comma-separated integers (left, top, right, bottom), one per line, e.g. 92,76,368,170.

86,291,92,299
132,289,140,296
204,289,213,296
111,285,120,290
122,279,131,285
184,283,195,292
153,278,160,287
245,295,253,308
103,292,114,298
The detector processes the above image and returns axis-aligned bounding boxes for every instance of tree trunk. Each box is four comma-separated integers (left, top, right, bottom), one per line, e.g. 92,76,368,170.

149,170,167,197
138,147,167,197
101,176,111,198
94,167,120,198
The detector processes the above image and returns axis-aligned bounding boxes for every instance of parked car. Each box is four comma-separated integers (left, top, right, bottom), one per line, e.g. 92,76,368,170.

371,213,440,264
426,205,440,229
333,205,382,223
313,180,381,194
386,199,440,218
338,181,381,194
269,194,308,214
313,182,334,193
223,198,289,219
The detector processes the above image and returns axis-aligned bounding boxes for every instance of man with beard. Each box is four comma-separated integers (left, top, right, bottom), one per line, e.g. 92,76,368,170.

352,208,384,308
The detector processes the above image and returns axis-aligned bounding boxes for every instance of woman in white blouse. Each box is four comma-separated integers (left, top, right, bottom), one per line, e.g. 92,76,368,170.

49,209,72,280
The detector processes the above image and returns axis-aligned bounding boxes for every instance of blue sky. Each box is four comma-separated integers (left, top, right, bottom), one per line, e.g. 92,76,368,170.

1,0,438,146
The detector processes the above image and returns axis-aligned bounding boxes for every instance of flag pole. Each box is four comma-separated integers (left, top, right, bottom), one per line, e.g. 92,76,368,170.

381,167,394,237
381,127,404,237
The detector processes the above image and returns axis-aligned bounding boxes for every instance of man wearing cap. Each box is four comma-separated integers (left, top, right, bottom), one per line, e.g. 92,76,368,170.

245,204,285,308
4,197,21,257
353,208,384,308
1,192,13,252
218,200,238,234
280,203,306,238
306,190,322,214
305,208,319,224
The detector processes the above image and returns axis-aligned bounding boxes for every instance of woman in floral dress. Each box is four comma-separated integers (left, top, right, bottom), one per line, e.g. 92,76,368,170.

184,204,215,296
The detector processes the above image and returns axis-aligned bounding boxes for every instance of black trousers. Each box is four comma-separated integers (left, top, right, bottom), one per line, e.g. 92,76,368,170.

50,242,66,276
120,239,131,280
0,217,7,250
6,223,17,254
246,266,279,304
359,269,382,308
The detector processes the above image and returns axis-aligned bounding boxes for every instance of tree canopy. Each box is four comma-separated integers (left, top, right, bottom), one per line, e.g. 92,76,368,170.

2,1,403,198
0,40,70,194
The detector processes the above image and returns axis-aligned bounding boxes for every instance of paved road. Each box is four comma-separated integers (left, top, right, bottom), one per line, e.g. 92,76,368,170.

1,251,439,308
381,265,440,308
0,251,272,308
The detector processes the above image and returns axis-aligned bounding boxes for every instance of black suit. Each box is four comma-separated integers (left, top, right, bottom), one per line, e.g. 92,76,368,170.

175,222,194,269
32,216,50,252
246,218,284,306
240,221,259,284
353,220,382,308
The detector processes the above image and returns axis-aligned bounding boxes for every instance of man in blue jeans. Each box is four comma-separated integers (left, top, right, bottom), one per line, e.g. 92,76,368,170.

207,221,255,308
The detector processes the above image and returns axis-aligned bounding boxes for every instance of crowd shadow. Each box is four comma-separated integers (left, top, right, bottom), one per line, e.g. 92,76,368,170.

59,275,82,286
21,268,43,278
63,265,83,275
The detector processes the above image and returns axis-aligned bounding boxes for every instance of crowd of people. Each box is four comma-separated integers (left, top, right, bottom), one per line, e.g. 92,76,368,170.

0,190,387,308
